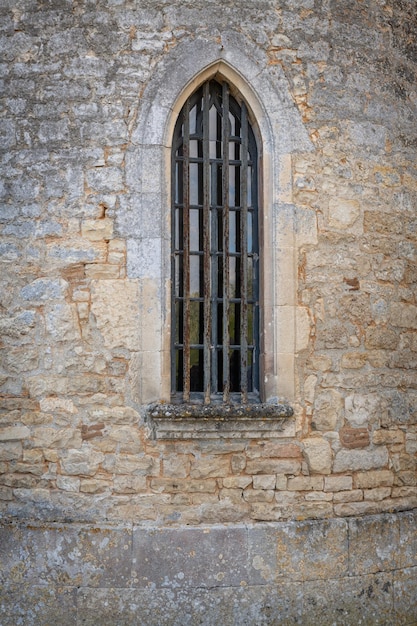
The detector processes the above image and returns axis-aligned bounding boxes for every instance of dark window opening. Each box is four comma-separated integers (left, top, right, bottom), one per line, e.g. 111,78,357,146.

171,79,259,404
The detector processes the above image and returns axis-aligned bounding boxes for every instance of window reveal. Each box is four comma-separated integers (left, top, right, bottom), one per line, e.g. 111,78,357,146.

172,79,259,404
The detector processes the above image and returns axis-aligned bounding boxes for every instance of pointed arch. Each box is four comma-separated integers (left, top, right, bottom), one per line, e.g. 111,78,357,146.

123,34,313,404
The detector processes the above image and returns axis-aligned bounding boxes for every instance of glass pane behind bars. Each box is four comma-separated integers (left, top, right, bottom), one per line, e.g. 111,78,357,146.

172,79,259,400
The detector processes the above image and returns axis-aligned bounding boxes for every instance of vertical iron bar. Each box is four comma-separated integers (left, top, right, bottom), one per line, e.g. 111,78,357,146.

203,82,211,404
182,99,191,401
240,102,249,403
222,82,230,402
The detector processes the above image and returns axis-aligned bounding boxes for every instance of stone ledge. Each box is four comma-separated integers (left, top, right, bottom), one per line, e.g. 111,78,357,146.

146,402,294,439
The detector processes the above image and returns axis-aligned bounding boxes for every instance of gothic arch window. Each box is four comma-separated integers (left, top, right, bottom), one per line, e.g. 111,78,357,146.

171,79,260,404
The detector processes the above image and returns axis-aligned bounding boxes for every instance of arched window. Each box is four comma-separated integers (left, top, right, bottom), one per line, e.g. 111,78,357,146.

171,79,259,404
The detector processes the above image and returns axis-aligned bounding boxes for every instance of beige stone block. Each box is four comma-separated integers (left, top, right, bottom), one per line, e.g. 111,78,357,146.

363,487,391,501
246,458,301,475
302,437,332,474
0,426,30,441
253,475,276,490
139,351,162,403
250,503,283,521
274,490,302,505
163,455,190,478
243,489,275,503
80,478,111,493
0,442,22,461
312,390,344,431
389,302,417,329
246,442,301,460
341,352,368,369
230,454,246,473
324,475,353,492
334,501,383,517
354,469,394,489
373,429,405,445
304,491,333,502
365,328,398,350
345,393,380,427
333,489,363,503
150,478,217,493
90,279,141,350
304,375,317,404
296,306,311,352
108,251,125,265
222,476,252,489
328,197,360,229
190,456,230,479
219,488,245,504
0,486,13,500
60,448,104,476
334,447,389,473
109,239,126,253
32,427,81,449
113,475,147,493
287,476,324,491
56,475,80,492
307,354,332,372
39,397,77,414
85,264,121,279
102,453,157,476
81,218,113,241
276,474,288,490
391,486,417,498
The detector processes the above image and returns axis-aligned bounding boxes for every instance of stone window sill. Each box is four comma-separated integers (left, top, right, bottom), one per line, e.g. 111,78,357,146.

146,402,294,440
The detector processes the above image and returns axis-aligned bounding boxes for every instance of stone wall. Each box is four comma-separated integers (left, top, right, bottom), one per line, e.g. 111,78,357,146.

1,0,416,622
1,512,416,624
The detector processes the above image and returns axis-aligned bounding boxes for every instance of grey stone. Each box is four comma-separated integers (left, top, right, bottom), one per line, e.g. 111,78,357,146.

132,526,248,588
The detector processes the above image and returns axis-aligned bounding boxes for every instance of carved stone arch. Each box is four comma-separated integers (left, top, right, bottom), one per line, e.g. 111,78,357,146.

122,33,313,404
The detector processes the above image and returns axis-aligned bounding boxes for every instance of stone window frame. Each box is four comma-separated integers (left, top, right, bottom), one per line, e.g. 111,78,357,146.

123,35,312,428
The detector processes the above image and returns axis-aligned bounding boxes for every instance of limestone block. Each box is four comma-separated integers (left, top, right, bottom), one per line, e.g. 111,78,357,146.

333,447,389,473
365,327,398,350
90,279,141,350
363,487,392,501
333,490,363,504
245,459,301,475
113,476,147,494
296,306,311,352
341,352,368,369
20,278,67,303
45,302,81,342
345,393,380,427
302,437,332,474
162,455,190,479
102,454,156,476
32,428,81,449
348,514,400,575
40,397,77,414
81,218,113,241
190,456,230,479
287,476,324,491
243,489,274,503
253,475,276,490
390,302,417,329
324,475,353,492
56,476,80,492
222,476,252,489
60,448,104,476
373,429,405,445
328,197,360,229
354,470,394,489
230,454,246,473
150,478,217,494
312,390,344,431
0,426,30,441
0,442,22,461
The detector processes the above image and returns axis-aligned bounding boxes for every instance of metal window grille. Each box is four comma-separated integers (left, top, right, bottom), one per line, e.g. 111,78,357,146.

172,79,259,404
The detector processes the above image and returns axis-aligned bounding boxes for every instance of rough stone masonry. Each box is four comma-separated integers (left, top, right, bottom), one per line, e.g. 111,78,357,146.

0,0,416,623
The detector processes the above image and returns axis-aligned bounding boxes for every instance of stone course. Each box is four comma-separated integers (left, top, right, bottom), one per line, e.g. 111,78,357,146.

0,512,416,625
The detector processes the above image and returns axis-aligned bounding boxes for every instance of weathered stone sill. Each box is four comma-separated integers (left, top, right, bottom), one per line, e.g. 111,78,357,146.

146,402,294,439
